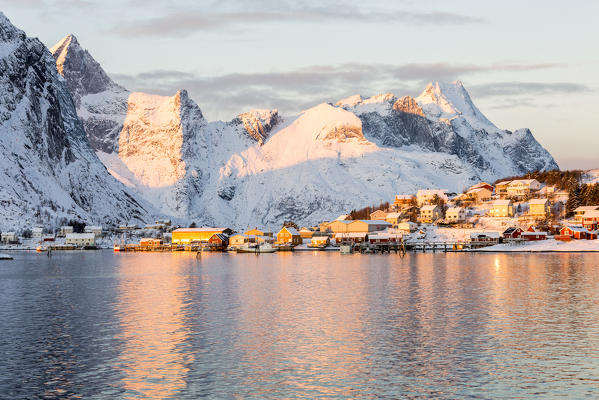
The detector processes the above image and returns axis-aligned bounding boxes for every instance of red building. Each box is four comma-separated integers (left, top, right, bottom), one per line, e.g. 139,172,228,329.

521,231,547,241
503,227,523,240
208,233,229,250
560,226,596,240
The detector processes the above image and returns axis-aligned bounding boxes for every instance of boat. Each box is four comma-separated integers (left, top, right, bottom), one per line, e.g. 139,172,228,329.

237,243,277,253
307,244,327,251
113,244,122,252
0,253,13,260
36,245,47,252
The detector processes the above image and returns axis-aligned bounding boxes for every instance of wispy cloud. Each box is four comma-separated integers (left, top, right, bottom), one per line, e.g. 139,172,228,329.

469,82,592,98
112,3,484,38
111,62,566,120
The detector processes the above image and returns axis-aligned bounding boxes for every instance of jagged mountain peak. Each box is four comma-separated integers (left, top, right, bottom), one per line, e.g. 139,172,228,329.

50,33,124,106
416,80,497,132
234,109,280,144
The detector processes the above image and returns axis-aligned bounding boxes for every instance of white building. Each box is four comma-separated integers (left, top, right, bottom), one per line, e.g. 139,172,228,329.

574,206,599,222
506,179,541,197
446,207,466,223
32,227,43,238
59,226,74,237
419,205,442,223
84,225,103,237
65,233,96,247
1,232,17,244
416,189,448,206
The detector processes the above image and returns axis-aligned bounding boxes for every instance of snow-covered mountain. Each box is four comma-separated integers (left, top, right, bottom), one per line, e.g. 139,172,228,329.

0,13,152,230
43,30,559,229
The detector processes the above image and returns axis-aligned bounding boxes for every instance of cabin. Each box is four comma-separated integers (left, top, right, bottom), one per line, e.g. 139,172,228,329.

58,226,73,237
84,225,103,237
1,232,17,244
506,179,541,197
140,238,162,247
560,226,596,240
171,227,233,244
65,233,96,247
385,212,403,225
419,205,442,223
489,200,514,217
466,188,492,203
299,228,315,239
310,236,330,247
347,220,392,233
393,195,416,208
244,228,273,237
276,226,302,246
582,210,599,231
470,232,501,243
528,199,550,218
416,189,448,206
396,221,416,233
208,233,229,250
369,210,387,221
521,231,548,241
503,227,523,240
229,234,253,247
446,207,466,223
369,234,390,244
574,206,599,222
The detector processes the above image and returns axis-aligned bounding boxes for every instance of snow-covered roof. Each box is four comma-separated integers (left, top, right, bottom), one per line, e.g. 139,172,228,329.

335,232,368,238
583,210,599,218
574,206,599,213
495,180,512,186
529,199,548,205
66,233,95,239
385,212,403,218
467,187,490,194
509,179,538,185
446,207,463,213
173,227,228,232
311,236,329,240
521,231,547,236
358,220,392,225
470,232,501,239
417,189,447,196
562,226,589,233
493,200,512,206
85,225,102,230
335,214,350,221
420,205,438,211
369,234,390,240
281,226,300,236
503,227,521,234
1,232,16,235
395,194,414,200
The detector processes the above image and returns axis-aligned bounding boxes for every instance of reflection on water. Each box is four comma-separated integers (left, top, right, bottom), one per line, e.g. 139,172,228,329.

115,254,192,398
1,251,599,398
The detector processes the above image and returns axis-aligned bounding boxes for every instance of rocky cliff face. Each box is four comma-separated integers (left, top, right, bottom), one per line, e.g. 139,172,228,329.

47,30,559,229
0,13,151,230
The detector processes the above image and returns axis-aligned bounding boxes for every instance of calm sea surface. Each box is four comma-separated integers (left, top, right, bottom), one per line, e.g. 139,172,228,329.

1,251,599,399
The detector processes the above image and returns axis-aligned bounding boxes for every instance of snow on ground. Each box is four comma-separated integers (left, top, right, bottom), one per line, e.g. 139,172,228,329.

584,169,599,184
480,240,599,252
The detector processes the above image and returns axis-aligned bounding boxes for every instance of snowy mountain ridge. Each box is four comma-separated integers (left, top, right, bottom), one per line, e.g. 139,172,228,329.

0,13,152,230
46,32,558,229
0,12,560,230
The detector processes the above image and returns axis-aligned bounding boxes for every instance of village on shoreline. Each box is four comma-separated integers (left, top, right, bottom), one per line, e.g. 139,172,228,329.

2,171,599,254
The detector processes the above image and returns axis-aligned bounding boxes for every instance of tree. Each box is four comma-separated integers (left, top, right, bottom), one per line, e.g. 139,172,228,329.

68,219,85,233
565,185,582,217
283,220,299,230
188,222,197,228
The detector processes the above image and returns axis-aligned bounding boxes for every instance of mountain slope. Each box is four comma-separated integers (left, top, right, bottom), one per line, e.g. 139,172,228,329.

49,34,559,229
0,13,151,230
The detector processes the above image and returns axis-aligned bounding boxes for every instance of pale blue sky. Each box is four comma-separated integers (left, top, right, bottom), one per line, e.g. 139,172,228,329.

4,0,598,169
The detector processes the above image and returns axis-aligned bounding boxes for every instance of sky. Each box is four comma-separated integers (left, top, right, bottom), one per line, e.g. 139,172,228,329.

3,0,598,169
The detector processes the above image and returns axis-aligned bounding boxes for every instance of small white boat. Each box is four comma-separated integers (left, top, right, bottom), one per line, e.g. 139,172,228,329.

237,243,277,253
0,253,13,260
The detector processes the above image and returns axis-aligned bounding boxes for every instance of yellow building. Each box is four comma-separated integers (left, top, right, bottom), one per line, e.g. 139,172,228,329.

347,220,392,233
489,200,514,217
309,236,330,247
276,226,302,245
529,199,550,218
369,210,387,220
325,220,353,234
171,227,230,244
244,228,273,237
385,212,403,225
